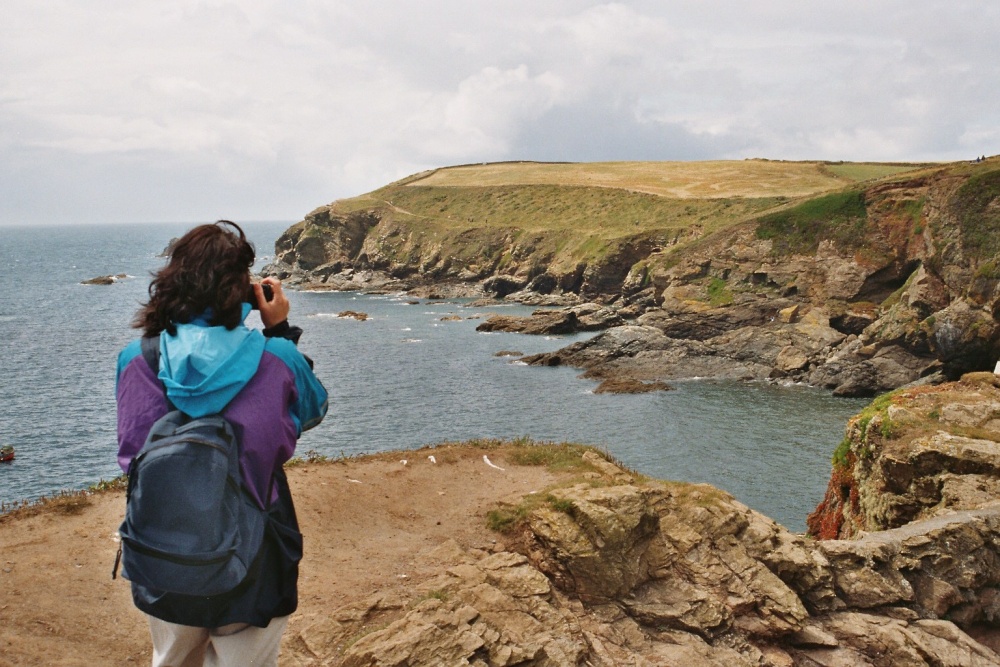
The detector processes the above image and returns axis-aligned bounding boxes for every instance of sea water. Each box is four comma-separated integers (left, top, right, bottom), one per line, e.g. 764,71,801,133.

0,221,868,530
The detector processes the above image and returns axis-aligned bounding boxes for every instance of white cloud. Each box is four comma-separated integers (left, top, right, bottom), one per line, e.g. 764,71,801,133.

1,1,1000,224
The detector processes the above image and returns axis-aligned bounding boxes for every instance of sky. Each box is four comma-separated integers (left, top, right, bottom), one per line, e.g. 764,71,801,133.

2,1,999,226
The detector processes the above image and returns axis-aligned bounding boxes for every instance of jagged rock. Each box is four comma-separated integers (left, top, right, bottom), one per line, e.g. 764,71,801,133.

592,378,673,394
476,310,579,335
774,345,810,373
570,303,624,331
830,306,876,335
530,309,849,387
81,273,127,285
159,238,178,257
503,291,582,307
482,275,527,299
474,303,623,336
262,162,1000,396
526,484,660,602
637,292,780,341
778,304,800,323
927,300,1000,376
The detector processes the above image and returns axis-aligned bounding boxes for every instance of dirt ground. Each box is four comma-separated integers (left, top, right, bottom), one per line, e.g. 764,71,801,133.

0,444,570,666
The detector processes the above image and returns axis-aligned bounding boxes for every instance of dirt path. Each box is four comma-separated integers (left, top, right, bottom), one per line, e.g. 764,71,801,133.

0,444,569,666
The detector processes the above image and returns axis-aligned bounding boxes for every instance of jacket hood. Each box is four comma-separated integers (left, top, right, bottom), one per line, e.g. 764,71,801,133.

158,304,266,417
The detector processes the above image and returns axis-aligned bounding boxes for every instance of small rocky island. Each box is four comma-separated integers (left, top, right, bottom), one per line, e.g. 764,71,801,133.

80,273,128,285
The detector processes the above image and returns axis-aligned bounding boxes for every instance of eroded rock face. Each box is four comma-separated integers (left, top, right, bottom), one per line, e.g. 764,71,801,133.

285,425,1000,666
809,374,1000,540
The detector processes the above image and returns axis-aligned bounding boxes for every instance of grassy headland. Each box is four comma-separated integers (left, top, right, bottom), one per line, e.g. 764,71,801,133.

309,160,932,275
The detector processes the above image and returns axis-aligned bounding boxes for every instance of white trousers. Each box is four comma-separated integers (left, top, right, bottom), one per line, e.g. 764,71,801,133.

147,615,289,667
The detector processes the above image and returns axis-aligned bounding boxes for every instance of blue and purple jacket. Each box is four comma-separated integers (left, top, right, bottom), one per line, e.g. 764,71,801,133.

116,305,328,508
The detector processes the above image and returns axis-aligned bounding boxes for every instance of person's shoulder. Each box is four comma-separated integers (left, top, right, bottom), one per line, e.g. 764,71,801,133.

263,336,308,368
116,338,147,381
118,339,143,367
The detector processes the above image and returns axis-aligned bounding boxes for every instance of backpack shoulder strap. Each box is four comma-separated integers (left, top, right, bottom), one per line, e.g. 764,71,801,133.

140,335,160,374
140,335,178,412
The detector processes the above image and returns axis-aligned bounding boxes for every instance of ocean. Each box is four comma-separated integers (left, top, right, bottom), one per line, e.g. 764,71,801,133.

0,221,867,530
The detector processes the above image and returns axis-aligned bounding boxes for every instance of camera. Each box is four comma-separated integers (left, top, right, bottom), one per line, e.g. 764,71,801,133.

248,283,274,310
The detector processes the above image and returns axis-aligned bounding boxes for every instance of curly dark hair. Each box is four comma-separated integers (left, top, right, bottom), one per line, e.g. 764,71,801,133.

135,220,256,337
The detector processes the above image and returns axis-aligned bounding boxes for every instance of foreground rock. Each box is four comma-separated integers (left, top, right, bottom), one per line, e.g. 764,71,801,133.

809,372,1000,540
288,444,1000,666
4,379,1000,665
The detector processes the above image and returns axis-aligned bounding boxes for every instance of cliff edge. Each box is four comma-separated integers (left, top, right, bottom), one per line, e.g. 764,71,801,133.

3,383,1000,666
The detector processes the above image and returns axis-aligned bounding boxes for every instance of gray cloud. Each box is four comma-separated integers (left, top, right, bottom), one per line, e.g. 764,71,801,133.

1,1,998,225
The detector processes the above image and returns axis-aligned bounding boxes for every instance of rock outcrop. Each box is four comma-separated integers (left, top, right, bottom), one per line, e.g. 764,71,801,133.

285,439,1000,666
475,303,625,336
808,372,1000,541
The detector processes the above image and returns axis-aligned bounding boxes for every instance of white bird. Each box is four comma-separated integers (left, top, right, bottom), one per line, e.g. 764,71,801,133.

428,455,437,464
483,455,505,471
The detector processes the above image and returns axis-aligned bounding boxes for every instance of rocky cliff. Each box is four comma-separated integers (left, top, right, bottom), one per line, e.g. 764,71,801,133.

808,372,1000,542
285,407,1000,666
265,160,1000,397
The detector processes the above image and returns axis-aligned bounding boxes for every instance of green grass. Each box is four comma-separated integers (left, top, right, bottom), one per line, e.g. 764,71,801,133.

755,189,869,255
976,259,1000,280
505,440,596,470
285,449,331,466
832,437,853,468
706,277,734,306
832,391,900,467
949,169,1000,260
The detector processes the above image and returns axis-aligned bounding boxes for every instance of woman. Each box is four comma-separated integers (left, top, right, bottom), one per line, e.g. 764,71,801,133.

115,220,328,667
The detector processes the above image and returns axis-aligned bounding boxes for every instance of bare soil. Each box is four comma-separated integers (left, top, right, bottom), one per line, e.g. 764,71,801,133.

0,444,571,666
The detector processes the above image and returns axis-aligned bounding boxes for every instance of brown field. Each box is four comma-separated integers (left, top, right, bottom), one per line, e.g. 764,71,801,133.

406,159,929,199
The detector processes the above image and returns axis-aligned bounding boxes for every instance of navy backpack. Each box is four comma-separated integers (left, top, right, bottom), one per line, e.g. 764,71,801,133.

113,336,268,598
